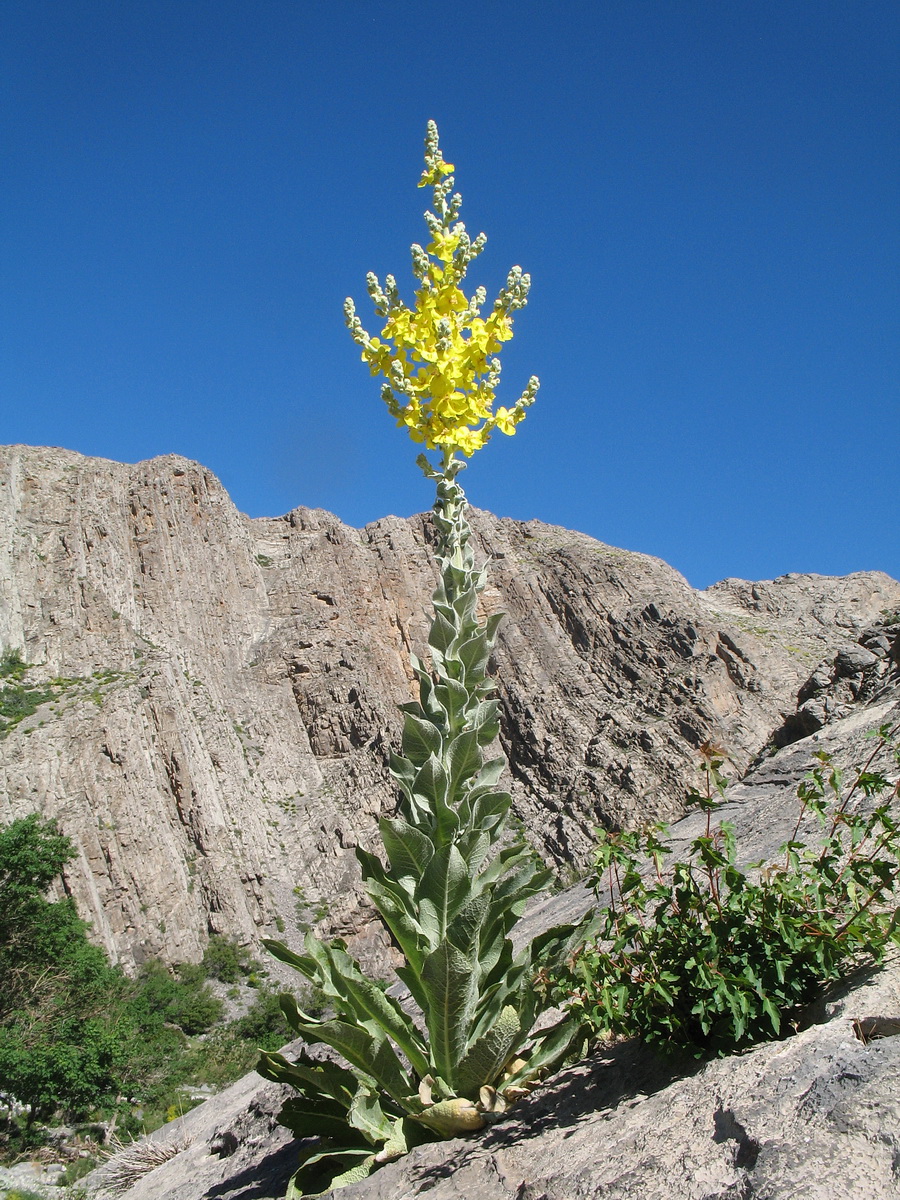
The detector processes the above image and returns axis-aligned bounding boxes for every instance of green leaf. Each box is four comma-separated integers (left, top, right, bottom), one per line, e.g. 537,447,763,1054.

420,942,478,1086
501,1015,585,1092
347,1084,395,1143
483,611,505,644
447,729,484,793
419,844,470,936
402,714,443,767
260,938,317,981
458,632,490,681
469,758,506,795
455,1005,523,1096
429,611,457,653
256,1051,357,1108
412,754,449,808
279,1000,414,1104
434,678,471,730
446,893,489,955
278,1094,358,1141
364,880,428,969
302,939,431,1077
287,1145,376,1199
380,817,434,881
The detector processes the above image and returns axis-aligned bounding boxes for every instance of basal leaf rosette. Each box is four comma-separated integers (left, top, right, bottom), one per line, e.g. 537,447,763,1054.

343,120,539,459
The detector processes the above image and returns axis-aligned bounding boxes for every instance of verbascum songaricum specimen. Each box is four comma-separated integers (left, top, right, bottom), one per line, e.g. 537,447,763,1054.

258,122,591,1199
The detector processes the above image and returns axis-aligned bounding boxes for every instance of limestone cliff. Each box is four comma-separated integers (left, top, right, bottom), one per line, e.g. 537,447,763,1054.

1,444,898,971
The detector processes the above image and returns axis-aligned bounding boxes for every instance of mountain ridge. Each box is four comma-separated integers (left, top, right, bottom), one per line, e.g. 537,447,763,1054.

1,443,898,974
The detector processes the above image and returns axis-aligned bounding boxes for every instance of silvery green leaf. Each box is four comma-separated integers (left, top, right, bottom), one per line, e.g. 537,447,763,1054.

428,611,456,652
457,829,492,876
412,754,449,807
277,1094,356,1141
419,843,470,934
501,1015,586,1092
256,1051,357,1109
402,713,443,766
455,1005,523,1095
470,757,506,794
448,729,483,792
380,817,434,880
446,892,489,955
434,678,471,728
458,632,490,680
468,790,511,832
277,1010,414,1105
364,881,427,970
261,938,317,980
303,940,430,1076
421,942,479,1086
348,1085,395,1142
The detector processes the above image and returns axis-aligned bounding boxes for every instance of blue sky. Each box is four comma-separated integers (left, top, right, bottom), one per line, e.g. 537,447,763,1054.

2,1,897,590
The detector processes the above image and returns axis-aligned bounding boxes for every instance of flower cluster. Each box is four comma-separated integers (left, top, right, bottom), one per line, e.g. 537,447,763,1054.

344,121,539,458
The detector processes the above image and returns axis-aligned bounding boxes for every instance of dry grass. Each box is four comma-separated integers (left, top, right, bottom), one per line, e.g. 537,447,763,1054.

97,1133,192,1195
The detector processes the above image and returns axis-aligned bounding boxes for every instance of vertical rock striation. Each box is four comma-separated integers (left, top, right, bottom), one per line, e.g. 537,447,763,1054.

1,443,898,969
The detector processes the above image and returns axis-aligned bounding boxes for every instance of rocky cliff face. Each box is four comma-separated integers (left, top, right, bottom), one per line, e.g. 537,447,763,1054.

1,443,898,971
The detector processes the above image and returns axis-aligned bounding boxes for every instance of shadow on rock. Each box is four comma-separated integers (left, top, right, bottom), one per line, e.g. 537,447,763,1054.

203,1140,299,1200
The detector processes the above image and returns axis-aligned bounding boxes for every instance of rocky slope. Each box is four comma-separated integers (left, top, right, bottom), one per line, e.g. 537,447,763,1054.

1,443,898,972
83,668,900,1200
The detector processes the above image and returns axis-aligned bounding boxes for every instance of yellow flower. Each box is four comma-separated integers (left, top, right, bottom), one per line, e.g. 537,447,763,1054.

346,123,538,459
492,407,518,436
417,158,455,188
427,231,461,264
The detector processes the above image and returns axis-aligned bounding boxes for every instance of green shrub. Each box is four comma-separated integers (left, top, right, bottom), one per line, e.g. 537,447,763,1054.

201,935,255,984
0,648,27,681
133,960,223,1036
551,729,900,1058
232,986,299,1048
0,649,60,735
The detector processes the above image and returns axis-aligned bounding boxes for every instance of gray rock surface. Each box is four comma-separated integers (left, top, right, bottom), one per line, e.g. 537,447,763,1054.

82,682,900,1200
2,444,898,973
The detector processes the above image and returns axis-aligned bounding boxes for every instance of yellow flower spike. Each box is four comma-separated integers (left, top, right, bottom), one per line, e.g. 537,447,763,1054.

346,121,539,461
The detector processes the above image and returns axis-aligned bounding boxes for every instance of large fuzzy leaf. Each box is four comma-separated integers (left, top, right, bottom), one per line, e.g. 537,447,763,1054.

433,677,471,731
260,937,317,980
447,729,484,793
457,829,493,877
523,910,599,976
419,843,470,936
428,610,456,653
360,881,428,970
388,751,416,792
465,790,512,835
256,1050,357,1109
277,1095,360,1141
420,942,478,1086
501,1014,586,1092
286,1145,376,1200
446,893,489,956
302,939,431,1077
454,1004,523,1097
468,757,506,796
380,817,434,882
347,1084,396,1143
412,754,450,809
402,713,444,766
279,1001,414,1105
457,631,490,680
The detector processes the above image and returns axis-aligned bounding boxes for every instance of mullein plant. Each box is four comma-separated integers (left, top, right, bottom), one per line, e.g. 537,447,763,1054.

257,122,591,1198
